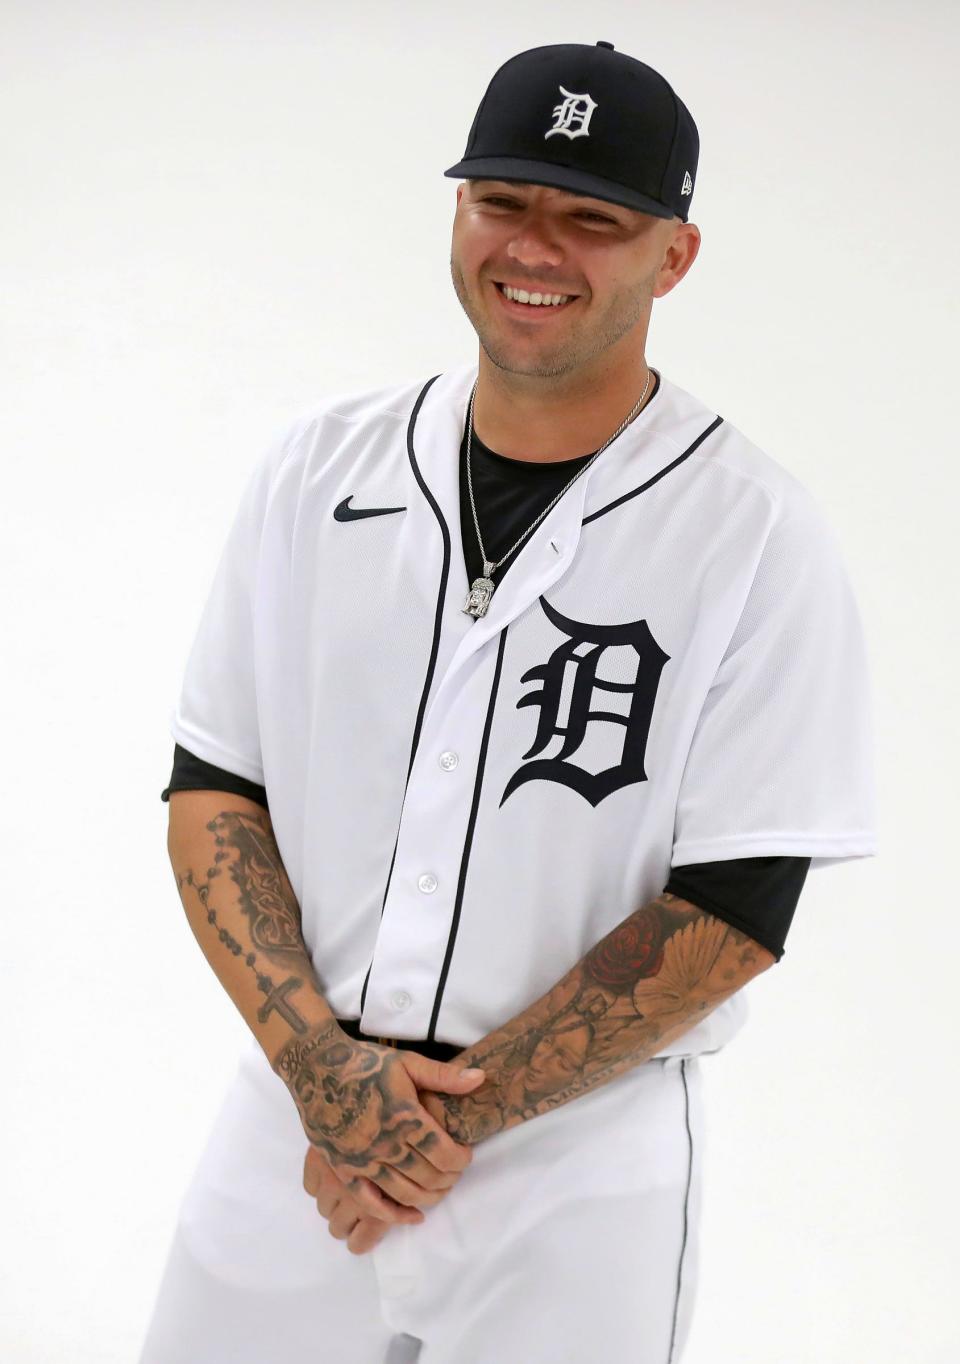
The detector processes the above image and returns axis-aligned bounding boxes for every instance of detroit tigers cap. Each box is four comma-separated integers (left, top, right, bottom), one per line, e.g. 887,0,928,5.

443,41,699,222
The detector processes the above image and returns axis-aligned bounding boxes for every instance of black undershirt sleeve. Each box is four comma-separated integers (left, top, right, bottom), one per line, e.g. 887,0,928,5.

664,856,811,963
161,743,270,812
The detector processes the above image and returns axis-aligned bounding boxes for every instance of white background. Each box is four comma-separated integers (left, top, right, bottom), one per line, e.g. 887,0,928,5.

2,1,957,1360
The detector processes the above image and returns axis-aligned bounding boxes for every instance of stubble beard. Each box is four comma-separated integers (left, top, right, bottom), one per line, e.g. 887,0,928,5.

449,255,653,381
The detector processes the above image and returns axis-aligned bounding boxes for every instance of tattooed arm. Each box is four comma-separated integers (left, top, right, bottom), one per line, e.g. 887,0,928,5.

168,788,483,1217
421,894,777,1146
166,789,341,1065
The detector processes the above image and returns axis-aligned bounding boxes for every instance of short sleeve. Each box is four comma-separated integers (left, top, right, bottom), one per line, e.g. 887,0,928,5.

167,417,308,784
671,496,878,870
161,743,270,812
664,856,810,962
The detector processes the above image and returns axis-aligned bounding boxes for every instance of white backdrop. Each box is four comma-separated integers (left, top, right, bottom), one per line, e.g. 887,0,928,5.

2,2,957,1360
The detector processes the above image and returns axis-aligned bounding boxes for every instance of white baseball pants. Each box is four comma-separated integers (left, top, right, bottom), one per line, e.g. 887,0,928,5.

137,1039,705,1363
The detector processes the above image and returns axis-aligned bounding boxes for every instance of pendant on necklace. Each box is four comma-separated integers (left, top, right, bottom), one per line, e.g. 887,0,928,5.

463,561,497,618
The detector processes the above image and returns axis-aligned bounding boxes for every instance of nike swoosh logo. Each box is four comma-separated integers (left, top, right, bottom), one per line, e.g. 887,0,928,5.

333,496,407,522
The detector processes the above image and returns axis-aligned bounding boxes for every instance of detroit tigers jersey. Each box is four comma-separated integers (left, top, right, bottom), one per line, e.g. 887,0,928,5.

168,360,877,1058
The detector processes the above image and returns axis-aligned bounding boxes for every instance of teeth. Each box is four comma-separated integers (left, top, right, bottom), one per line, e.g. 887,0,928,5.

501,284,571,307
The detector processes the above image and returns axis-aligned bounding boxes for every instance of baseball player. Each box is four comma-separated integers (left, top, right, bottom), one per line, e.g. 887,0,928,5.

140,41,877,1364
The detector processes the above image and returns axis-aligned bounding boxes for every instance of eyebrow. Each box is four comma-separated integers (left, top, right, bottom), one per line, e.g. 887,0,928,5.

470,179,619,208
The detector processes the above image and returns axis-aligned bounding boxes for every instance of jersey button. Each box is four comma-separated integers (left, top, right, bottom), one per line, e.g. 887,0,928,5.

439,750,459,771
391,990,412,1011
417,873,438,894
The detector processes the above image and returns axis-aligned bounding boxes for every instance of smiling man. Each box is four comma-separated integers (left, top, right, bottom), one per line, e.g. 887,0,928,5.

142,40,877,1364
450,177,698,465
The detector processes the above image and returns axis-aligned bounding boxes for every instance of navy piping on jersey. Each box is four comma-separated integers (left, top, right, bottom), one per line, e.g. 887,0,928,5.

428,624,509,1042
360,373,445,1017
667,1059,694,1364
581,413,725,527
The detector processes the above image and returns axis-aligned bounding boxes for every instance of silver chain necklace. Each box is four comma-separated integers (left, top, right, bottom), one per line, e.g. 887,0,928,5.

462,367,654,618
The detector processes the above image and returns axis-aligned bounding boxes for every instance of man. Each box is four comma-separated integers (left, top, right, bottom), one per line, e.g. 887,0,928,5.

141,41,877,1364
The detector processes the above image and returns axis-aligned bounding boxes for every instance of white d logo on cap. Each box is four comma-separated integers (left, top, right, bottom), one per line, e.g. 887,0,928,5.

545,85,598,140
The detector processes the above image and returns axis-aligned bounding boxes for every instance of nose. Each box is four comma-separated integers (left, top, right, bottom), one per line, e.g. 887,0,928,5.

505,218,564,271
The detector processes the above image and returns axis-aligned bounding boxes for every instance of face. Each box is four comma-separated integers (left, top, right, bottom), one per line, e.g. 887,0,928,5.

523,1019,593,1100
450,178,698,380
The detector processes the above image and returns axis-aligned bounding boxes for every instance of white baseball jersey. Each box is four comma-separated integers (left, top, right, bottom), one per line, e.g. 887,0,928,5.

169,360,877,1060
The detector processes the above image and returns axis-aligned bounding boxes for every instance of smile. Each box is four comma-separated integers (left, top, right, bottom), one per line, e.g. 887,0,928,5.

492,281,579,318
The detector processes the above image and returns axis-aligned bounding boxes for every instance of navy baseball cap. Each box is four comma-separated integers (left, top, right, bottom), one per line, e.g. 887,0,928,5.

444,41,699,222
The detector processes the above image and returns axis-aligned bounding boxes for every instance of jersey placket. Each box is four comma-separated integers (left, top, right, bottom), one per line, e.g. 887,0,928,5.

357,374,591,1043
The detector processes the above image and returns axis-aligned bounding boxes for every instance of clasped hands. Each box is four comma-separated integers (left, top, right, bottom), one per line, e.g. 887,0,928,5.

298,1040,486,1257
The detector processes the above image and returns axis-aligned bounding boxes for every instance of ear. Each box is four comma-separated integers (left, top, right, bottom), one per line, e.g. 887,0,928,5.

653,223,701,299
457,184,463,205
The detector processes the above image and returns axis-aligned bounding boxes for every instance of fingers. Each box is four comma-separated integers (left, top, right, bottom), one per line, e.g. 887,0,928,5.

373,1138,462,1195
318,1170,417,1254
329,1201,392,1254
305,1040,474,1183
387,1053,476,1176
298,1042,474,1215
343,1171,430,1221
329,1048,472,1204
347,1217,390,1255
350,1161,451,1214
333,1133,462,1212
407,1119,474,1176
303,1143,327,1198
319,1170,422,1240
303,1146,430,1258
304,1144,425,1225
328,1195,383,1247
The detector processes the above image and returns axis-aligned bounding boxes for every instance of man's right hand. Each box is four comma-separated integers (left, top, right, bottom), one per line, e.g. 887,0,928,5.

275,1027,485,1215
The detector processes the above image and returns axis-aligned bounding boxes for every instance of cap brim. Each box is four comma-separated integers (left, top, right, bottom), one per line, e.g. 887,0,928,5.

443,157,678,220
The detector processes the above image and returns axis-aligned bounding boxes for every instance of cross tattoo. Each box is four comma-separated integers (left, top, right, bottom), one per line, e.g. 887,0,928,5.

256,974,309,1034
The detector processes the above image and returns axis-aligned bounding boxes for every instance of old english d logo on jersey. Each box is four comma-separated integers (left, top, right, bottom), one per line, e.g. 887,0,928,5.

501,596,670,808
544,85,598,140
